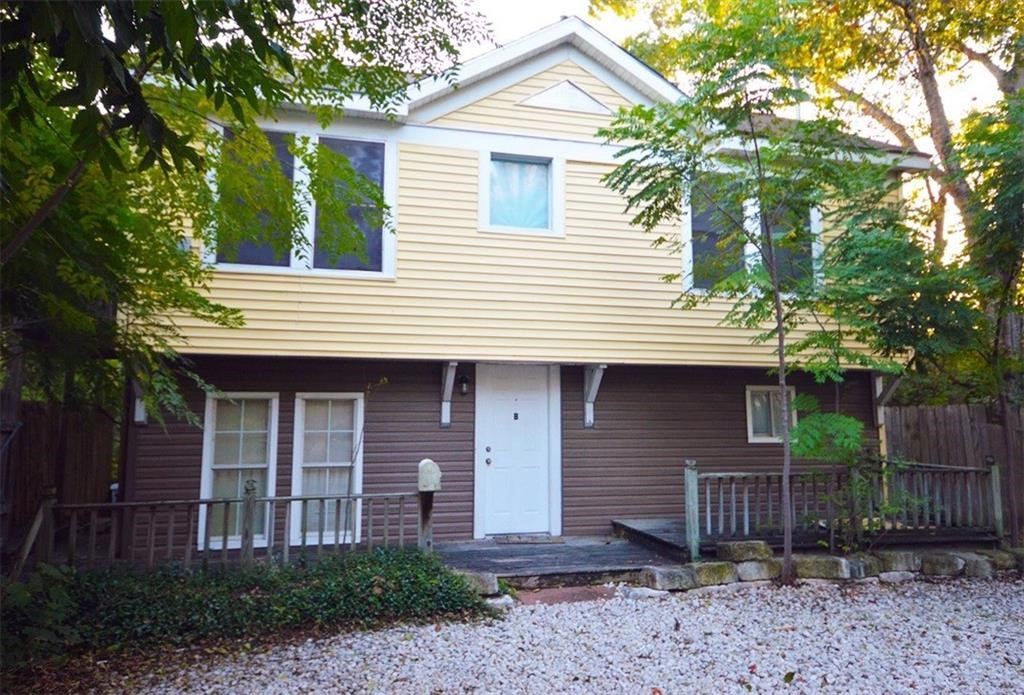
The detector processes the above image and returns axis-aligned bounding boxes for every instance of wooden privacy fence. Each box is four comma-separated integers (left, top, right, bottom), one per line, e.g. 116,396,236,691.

884,404,1022,469
683,458,1004,560
1,402,114,542
12,459,442,578
884,404,1022,543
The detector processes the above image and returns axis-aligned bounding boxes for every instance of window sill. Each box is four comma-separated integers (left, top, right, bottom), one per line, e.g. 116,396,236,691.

747,436,784,444
200,537,270,551
478,225,565,239
212,263,396,281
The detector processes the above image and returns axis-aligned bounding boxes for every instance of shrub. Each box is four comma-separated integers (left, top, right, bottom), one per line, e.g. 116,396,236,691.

1,564,82,666
2,549,486,669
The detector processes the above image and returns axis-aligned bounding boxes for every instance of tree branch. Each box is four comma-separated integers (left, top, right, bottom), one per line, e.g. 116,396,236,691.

1,160,87,266
826,80,917,151
957,41,1020,95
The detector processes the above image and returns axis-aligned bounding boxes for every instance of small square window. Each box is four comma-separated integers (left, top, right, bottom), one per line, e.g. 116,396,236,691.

488,155,551,230
745,386,797,443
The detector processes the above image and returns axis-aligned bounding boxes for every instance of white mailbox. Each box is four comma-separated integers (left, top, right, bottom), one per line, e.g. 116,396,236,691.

418,458,442,492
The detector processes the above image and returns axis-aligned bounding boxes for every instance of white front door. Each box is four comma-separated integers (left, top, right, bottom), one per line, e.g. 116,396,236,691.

475,364,559,536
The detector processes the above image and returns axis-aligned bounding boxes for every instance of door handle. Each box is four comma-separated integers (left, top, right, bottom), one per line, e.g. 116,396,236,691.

485,458,492,465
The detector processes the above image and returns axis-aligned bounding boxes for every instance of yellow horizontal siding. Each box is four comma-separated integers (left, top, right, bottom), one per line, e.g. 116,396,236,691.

175,143,843,367
430,60,631,139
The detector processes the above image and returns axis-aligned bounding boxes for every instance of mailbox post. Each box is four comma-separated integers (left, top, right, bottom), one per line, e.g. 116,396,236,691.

418,458,441,551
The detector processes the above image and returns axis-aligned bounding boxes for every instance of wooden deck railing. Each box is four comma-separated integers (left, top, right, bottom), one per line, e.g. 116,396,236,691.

683,457,1004,560
11,459,443,577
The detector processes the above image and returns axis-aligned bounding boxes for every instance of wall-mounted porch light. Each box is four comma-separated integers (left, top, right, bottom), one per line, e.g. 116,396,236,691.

458,375,470,396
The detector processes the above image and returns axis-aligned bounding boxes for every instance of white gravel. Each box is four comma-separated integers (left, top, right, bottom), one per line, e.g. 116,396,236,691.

133,577,1023,694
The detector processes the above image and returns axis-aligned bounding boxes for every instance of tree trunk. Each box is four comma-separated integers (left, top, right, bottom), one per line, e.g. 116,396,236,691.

773,290,795,584
896,0,976,234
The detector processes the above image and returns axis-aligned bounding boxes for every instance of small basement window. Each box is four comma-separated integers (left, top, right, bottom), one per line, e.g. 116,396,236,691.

745,385,797,443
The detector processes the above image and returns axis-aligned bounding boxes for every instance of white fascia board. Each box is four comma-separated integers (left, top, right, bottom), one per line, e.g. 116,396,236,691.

405,16,683,111
276,17,681,122
714,135,932,172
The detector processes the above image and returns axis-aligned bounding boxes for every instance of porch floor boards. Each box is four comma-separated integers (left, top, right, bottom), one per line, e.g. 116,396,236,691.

436,536,675,588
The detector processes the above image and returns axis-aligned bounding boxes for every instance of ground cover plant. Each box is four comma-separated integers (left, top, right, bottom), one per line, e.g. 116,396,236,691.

1,548,488,684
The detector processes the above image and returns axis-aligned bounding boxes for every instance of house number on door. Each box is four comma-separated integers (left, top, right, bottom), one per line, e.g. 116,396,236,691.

514,412,519,420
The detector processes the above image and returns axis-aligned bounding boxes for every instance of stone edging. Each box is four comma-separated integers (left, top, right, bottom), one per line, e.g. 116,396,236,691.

641,543,1024,591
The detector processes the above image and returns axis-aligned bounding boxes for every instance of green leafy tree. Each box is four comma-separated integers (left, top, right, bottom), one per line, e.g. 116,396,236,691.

594,0,1023,544
598,0,983,579
1,3,487,473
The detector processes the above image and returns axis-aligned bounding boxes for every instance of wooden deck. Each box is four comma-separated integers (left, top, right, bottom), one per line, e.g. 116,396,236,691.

436,536,675,588
612,518,1001,560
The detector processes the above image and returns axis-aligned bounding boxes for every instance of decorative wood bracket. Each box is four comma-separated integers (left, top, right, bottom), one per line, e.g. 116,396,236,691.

131,379,148,425
873,372,902,429
583,364,606,428
440,361,459,428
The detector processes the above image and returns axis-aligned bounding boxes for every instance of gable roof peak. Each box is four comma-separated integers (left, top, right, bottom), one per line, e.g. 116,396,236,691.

403,15,683,113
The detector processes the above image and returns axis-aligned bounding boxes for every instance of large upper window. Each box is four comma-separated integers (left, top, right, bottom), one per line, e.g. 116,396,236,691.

217,130,294,267
767,204,814,290
314,138,385,272
200,394,279,548
211,125,394,277
291,393,364,544
488,154,552,230
689,181,745,290
745,386,797,443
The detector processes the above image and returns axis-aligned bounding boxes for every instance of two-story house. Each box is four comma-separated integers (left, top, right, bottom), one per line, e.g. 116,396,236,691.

123,17,929,547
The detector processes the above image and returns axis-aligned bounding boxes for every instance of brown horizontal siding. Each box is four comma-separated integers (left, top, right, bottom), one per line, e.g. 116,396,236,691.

131,358,878,543
561,365,877,536
130,357,475,541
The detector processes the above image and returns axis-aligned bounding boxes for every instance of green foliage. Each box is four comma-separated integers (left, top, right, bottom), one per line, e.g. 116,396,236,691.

1,1,487,175
594,0,1023,413
790,409,865,467
1,550,487,669
0,565,81,667
1,1,489,421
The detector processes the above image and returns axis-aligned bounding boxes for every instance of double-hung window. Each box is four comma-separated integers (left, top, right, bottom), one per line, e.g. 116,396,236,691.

200,394,279,549
291,393,365,544
745,386,797,443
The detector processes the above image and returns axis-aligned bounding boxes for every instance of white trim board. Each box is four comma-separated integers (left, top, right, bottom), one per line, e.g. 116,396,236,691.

408,44,656,124
403,16,682,116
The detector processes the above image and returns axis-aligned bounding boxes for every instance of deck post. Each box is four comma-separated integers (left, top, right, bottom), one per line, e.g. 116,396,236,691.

986,456,1004,540
418,459,442,551
240,480,257,567
37,486,58,564
684,459,700,561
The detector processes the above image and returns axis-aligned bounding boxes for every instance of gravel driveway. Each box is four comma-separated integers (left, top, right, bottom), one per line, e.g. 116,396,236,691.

135,577,1022,694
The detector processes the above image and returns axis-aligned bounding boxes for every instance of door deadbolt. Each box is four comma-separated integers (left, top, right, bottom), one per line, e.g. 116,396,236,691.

485,446,491,452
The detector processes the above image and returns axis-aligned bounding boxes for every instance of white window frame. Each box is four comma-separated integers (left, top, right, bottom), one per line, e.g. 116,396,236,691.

198,392,280,550
204,124,398,280
290,392,365,546
681,195,822,293
745,385,798,444
479,150,565,237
